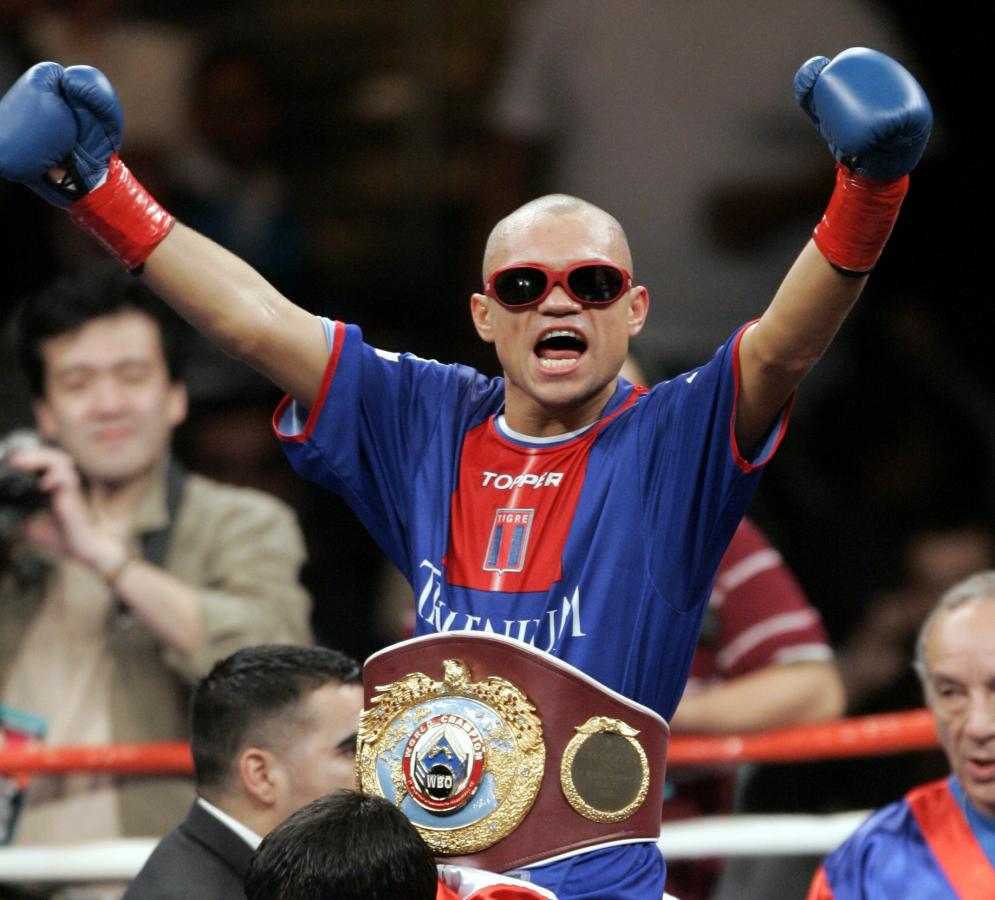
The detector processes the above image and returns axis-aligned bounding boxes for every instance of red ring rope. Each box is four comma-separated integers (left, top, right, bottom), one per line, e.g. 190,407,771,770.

0,710,937,777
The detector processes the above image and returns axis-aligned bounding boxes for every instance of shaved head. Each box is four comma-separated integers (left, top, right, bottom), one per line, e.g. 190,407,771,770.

482,194,633,283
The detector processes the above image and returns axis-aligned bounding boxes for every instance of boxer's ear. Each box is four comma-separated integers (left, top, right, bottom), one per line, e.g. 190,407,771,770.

470,293,496,344
626,286,649,336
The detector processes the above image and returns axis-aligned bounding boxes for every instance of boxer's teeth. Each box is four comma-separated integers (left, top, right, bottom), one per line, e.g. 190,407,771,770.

538,357,577,369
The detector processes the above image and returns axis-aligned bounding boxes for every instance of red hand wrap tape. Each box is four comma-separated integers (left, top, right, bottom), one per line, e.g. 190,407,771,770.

813,164,909,275
68,154,175,271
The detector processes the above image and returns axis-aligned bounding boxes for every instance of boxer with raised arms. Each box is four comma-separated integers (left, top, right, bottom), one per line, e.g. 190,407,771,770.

0,48,931,898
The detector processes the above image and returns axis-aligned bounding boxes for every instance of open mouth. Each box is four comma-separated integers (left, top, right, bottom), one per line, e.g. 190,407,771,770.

534,329,587,370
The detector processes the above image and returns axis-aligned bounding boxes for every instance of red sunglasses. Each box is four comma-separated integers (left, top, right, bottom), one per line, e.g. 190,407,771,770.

484,261,632,309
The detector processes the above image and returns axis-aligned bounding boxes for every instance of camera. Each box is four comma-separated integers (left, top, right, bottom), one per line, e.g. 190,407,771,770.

0,430,47,561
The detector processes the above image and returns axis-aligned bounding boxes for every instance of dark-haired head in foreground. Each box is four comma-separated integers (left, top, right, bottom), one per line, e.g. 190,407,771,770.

245,790,438,900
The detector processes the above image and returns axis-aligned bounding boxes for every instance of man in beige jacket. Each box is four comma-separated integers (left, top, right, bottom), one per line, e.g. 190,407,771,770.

0,263,312,842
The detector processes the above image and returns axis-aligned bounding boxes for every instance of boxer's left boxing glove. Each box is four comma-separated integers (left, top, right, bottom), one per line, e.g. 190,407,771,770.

794,47,932,275
0,63,174,271
0,62,79,206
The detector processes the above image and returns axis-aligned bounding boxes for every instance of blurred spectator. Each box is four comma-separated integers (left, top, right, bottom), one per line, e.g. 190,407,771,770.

809,571,995,898
125,645,363,900
769,301,995,643
487,0,910,378
0,265,312,844
840,523,995,715
719,524,994,898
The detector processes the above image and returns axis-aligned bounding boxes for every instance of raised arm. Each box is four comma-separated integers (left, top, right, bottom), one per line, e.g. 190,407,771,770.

141,224,328,406
0,63,327,407
735,49,932,453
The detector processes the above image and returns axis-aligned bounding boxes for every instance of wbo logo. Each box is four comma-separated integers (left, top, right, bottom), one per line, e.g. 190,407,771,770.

403,714,485,812
483,508,534,573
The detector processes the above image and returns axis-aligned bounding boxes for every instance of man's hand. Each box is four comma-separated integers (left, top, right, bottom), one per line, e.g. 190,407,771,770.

9,444,129,580
9,444,206,655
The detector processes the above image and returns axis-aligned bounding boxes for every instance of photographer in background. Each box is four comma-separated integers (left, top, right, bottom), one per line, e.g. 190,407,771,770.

0,263,313,845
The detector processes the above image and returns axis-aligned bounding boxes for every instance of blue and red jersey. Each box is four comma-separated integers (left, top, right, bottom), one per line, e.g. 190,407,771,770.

276,318,787,896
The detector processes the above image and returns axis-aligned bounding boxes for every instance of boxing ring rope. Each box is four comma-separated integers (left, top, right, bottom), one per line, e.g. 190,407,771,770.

0,710,937,883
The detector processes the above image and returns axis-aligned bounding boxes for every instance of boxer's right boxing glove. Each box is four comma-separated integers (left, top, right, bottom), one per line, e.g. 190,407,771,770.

0,62,173,271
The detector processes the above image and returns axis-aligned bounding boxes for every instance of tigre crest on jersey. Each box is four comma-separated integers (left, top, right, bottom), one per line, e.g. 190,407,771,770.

484,508,534,574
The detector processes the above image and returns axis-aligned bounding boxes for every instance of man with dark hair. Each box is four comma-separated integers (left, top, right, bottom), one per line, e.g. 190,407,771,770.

13,261,189,399
245,790,557,900
0,265,313,843
126,644,363,900
245,790,438,900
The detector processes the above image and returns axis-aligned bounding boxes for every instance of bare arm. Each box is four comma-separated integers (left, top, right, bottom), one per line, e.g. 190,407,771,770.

732,47,932,454
734,242,865,453
142,223,329,408
670,660,846,734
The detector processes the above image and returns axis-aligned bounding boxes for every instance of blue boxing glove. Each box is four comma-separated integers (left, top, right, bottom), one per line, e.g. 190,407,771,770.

60,65,124,195
0,62,122,206
795,48,931,274
794,47,932,180
0,61,173,269
0,62,77,206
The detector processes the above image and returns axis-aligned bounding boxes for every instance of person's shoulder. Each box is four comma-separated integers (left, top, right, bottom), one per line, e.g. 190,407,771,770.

124,824,215,898
832,790,922,857
174,472,304,549
125,822,245,899
183,472,296,518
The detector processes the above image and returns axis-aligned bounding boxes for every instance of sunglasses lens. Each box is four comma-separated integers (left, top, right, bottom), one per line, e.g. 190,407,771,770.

493,267,549,306
568,265,625,302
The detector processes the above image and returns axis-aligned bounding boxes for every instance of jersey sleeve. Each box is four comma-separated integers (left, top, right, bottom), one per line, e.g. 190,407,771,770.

635,323,792,611
274,319,498,572
712,520,832,679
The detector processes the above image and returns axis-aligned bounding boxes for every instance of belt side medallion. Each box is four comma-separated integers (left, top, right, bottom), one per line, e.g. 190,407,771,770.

560,716,650,823
357,658,544,854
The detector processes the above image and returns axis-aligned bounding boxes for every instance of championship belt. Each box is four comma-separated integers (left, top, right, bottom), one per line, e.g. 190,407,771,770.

357,633,668,872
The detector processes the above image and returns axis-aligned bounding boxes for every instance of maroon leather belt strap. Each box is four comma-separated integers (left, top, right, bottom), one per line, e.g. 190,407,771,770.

358,632,668,872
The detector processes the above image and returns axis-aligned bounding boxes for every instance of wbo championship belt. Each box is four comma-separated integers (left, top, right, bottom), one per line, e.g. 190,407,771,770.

357,633,668,872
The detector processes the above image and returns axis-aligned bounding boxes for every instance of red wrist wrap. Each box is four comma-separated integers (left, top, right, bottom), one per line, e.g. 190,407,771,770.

68,154,175,271
813,164,909,276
